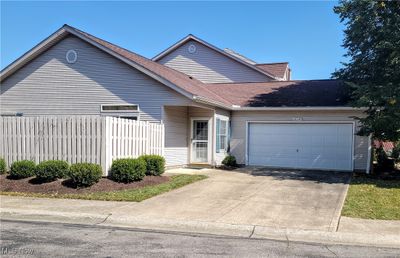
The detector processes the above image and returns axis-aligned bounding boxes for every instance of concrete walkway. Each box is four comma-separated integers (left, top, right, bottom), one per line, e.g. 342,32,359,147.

1,168,399,248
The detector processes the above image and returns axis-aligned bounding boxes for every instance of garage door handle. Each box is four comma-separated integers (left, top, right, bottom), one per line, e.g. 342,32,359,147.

296,149,299,152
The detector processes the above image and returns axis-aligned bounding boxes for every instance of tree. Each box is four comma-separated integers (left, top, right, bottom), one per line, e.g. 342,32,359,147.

333,0,400,142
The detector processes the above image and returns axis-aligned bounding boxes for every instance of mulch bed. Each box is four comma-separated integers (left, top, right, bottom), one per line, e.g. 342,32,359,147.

0,174,170,194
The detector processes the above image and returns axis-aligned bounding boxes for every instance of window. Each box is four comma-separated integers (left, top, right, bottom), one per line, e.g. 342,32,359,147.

216,118,229,152
100,104,140,120
119,116,138,121
101,104,139,112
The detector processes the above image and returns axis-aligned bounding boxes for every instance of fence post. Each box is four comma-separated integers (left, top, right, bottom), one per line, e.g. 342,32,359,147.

0,117,3,161
105,117,112,176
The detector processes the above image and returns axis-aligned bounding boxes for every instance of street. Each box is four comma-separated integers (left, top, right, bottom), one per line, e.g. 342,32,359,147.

0,219,399,257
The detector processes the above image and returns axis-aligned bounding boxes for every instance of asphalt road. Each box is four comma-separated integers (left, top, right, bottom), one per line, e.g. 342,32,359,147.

1,220,399,258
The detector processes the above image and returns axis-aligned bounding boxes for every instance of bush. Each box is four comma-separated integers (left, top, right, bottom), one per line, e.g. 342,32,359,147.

139,155,165,176
376,147,395,171
0,158,6,174
35,160,69,182
10,160,36,179
376,146,388,164
222,155,237,167
110,158,146,183
68,163,102,187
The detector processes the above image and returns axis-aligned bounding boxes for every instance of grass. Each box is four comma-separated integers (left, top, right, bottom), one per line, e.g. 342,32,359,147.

342,175,400,220
0,174,207,202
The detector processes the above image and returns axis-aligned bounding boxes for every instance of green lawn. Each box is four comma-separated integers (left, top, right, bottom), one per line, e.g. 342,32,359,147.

0,174,207,202
342,175,400,220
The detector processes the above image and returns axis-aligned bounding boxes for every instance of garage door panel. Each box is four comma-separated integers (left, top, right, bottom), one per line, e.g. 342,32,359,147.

248,123,353,171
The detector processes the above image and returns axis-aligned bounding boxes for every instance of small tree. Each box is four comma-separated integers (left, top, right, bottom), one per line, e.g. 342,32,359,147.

333,0,400,142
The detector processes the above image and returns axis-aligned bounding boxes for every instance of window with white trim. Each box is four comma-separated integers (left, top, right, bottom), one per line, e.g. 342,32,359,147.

100,104,140,120
216,118,229,152
101,104,139,112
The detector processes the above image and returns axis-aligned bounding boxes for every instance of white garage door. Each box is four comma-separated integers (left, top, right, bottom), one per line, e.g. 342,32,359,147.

248,123,354,171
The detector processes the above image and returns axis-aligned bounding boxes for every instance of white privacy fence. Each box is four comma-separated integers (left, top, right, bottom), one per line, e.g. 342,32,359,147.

0,116,164,175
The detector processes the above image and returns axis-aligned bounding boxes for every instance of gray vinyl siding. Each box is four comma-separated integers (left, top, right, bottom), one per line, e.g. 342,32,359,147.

163,106,189,166
188,106,214,118
0,36,191,122
230,110,369,172
157,40,271,84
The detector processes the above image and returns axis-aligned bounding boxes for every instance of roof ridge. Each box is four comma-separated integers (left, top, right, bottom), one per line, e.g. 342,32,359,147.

66,25,151,61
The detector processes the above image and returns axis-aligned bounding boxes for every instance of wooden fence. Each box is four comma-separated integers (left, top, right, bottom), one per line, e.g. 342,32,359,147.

0,116,164,175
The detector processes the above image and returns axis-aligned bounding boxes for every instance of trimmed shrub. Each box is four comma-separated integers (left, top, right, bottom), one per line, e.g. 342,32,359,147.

10,160,36,179
110,158,146,183
0,158,6,174
139,155,165,176
35,160,69,182
68,163,102,187
222,155,237,167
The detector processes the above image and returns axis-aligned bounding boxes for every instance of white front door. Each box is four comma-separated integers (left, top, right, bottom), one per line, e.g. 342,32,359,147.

247,123,354,171
191,120,209,163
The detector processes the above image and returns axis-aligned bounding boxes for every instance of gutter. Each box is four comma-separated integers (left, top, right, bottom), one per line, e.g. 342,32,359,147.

191,96,367,112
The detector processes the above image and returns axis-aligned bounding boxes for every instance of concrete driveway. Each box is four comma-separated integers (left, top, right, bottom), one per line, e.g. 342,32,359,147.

112,167,352,232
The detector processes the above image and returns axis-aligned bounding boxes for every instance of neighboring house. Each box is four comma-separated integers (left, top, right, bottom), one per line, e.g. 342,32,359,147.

0,25,371,172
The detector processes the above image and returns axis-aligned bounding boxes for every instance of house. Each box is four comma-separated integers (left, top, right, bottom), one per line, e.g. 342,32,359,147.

374,140,395,155
0,25,371,173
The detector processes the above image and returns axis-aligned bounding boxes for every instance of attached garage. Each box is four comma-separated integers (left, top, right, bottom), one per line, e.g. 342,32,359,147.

247,122,354,171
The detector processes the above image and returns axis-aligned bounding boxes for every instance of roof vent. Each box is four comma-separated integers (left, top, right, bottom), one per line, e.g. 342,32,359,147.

66,50,78,63
188,44,196,54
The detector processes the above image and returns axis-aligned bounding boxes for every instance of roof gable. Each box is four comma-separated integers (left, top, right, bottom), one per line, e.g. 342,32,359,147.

152,34,278,80
256,63,289,79
0,25,232,108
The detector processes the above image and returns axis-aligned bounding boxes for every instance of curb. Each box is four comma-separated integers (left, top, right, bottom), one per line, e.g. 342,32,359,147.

2,209,400,249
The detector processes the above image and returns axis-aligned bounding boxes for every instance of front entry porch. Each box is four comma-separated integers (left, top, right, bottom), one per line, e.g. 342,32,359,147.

162,105,216,167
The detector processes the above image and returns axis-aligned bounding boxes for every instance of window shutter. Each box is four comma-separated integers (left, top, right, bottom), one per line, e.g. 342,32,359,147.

216,118,220,153
227,120,230,152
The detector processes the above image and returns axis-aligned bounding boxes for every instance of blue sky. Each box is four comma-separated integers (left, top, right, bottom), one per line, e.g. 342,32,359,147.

1,1,346,79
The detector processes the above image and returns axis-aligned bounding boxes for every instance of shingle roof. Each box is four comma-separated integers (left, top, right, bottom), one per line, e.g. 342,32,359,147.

255,63,289,79
67,26,232,106
206,80,350,107
2,25,353,109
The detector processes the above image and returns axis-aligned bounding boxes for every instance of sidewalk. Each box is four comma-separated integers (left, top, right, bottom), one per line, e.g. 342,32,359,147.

1,195,399,249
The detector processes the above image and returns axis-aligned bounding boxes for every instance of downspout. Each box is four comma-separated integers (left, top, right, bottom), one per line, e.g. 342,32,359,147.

212,111,217,167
